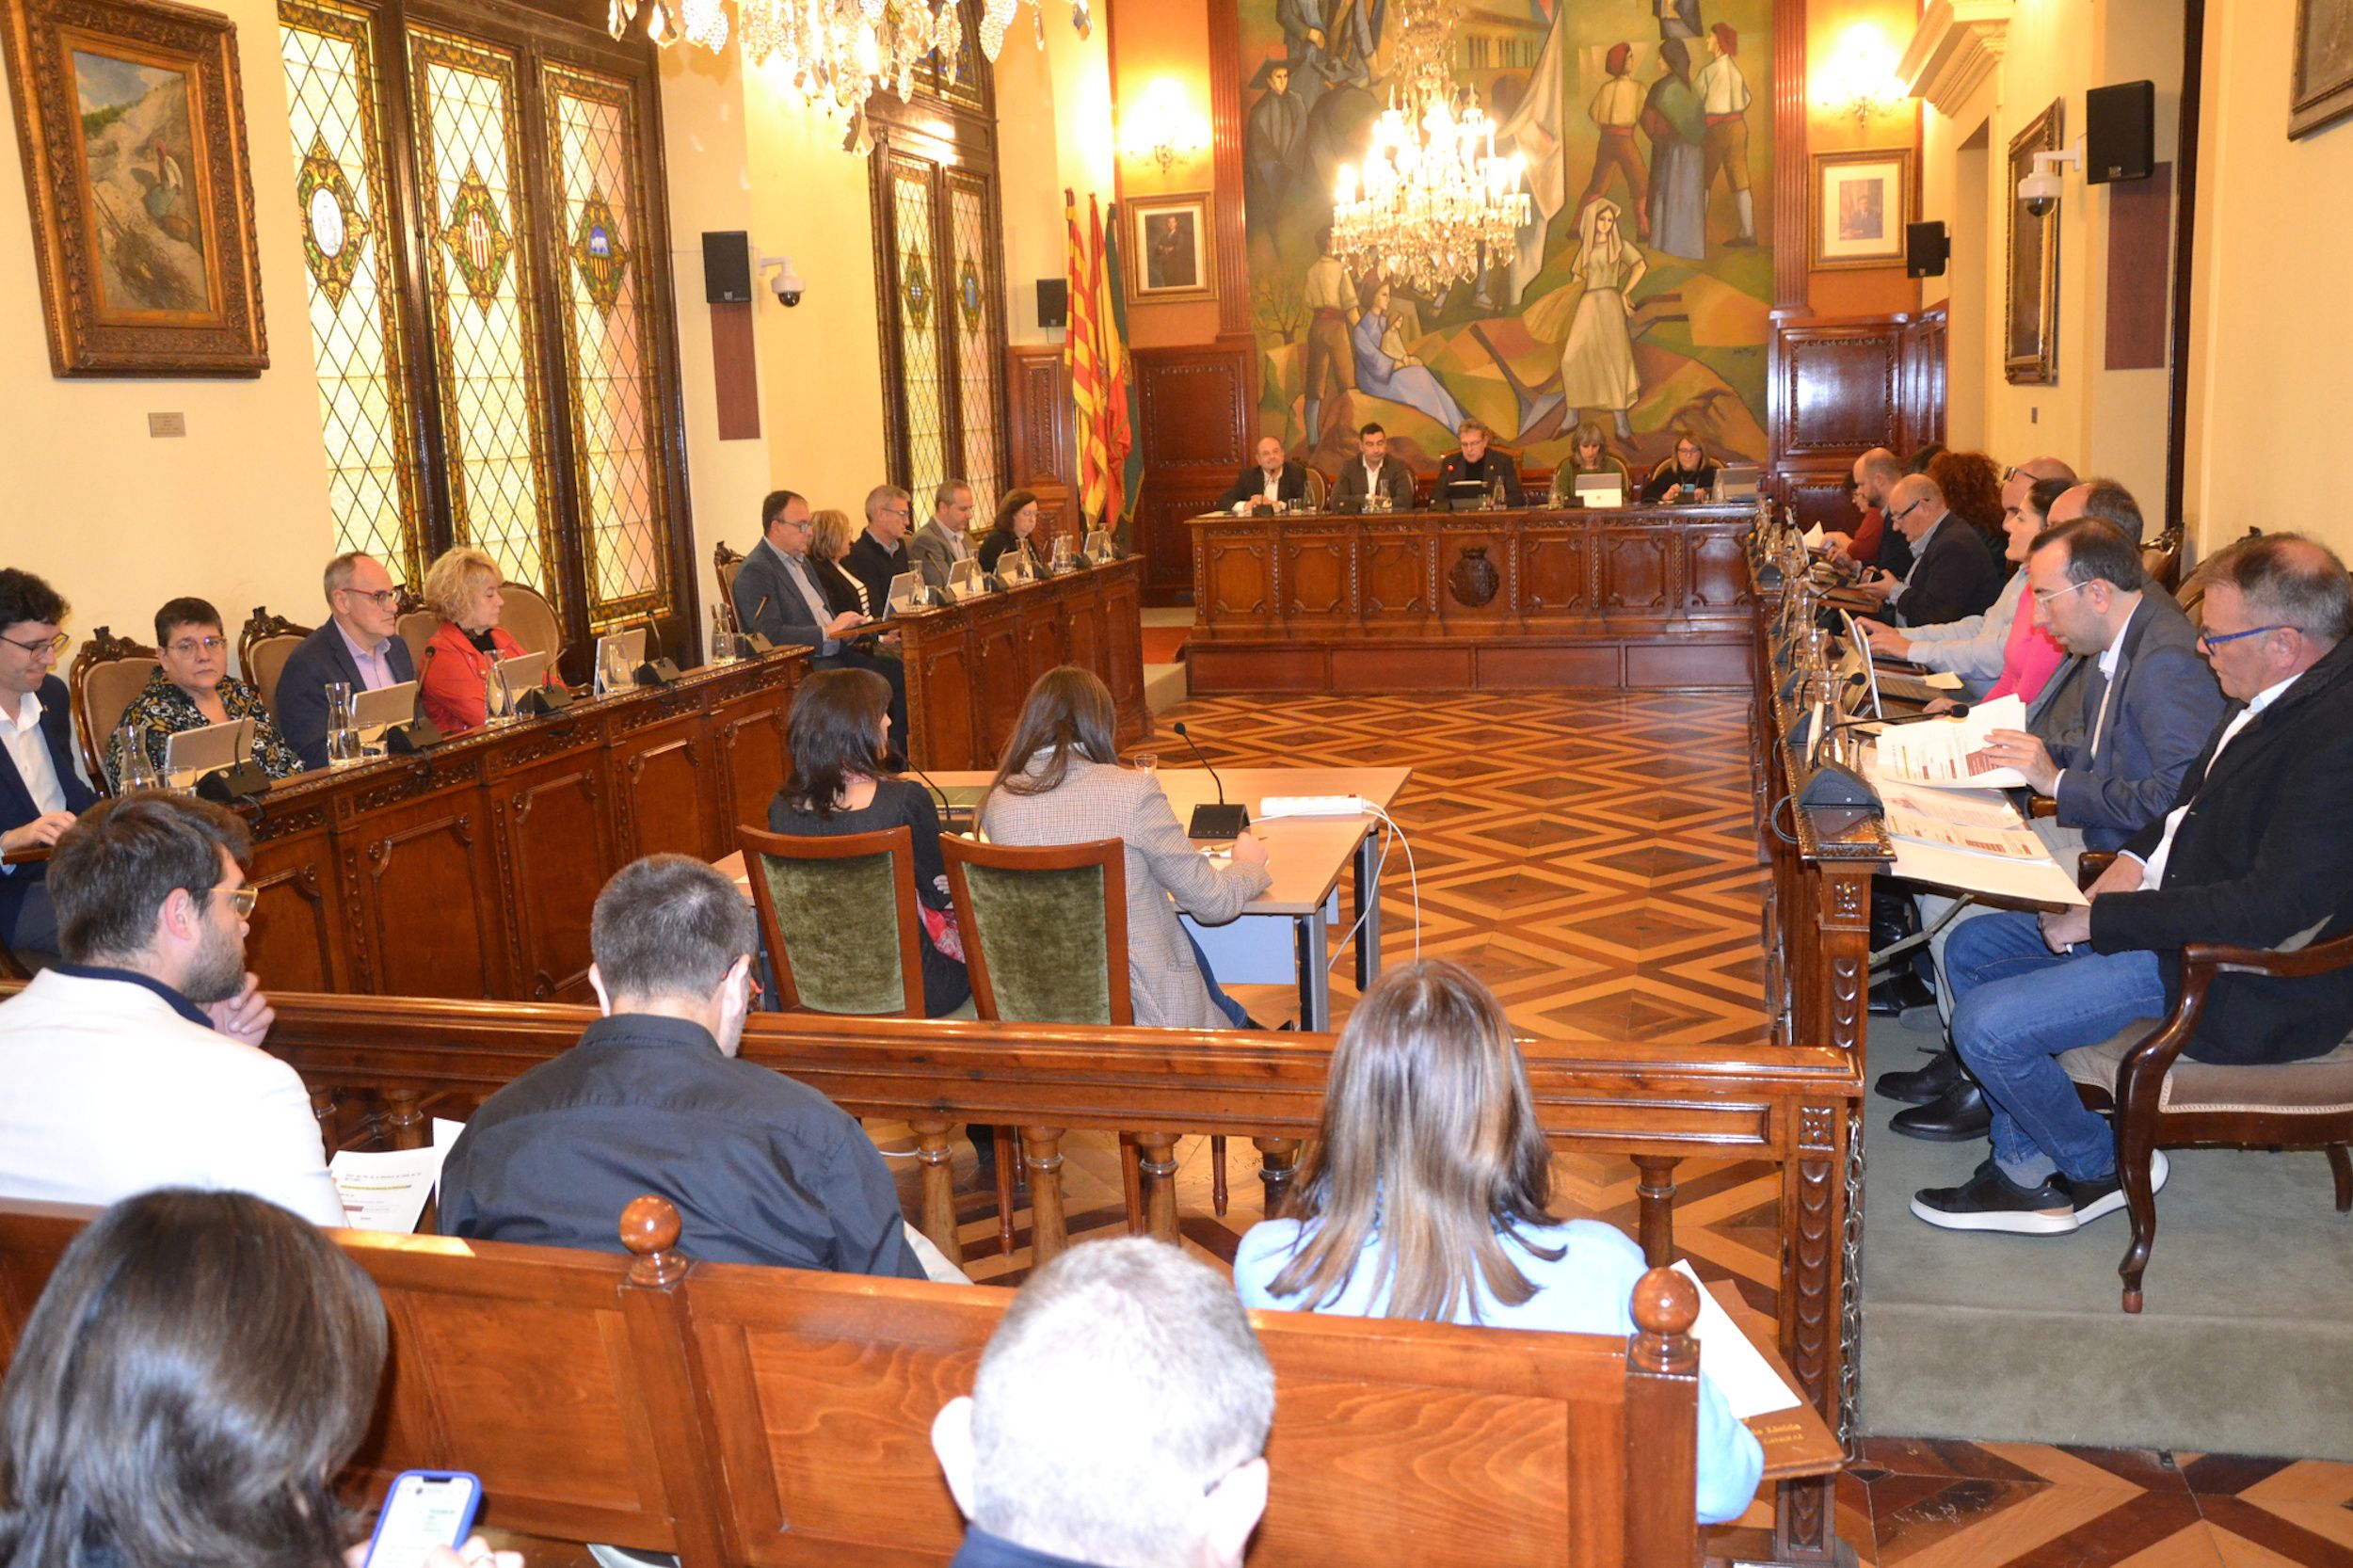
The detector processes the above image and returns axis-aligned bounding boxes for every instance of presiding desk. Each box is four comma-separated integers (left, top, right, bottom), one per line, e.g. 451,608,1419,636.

889,555,1149,770
1185,499,1764,694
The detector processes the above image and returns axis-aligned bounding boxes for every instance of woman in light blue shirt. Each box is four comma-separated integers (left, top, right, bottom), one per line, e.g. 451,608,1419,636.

1231,959,1765,1525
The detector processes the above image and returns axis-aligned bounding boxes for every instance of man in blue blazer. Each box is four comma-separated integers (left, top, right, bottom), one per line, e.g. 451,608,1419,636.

0,569,99,957
732,489,908,736
275,552,418,770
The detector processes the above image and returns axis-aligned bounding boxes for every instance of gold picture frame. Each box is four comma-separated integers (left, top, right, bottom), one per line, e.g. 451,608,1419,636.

2004,98,2062,387
1126,191,1215,303
1,0,267,376
2291,0,2353,139
1810,148,1913,271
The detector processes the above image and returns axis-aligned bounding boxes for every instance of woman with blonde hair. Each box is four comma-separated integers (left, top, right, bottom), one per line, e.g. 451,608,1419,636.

418,545,542,735
1232,959,1764,1523
807,507,872,617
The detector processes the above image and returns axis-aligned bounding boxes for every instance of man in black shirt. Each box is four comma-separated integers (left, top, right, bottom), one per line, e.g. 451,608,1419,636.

848,483,918,612
439,854,922,1280
1433,417,1523,508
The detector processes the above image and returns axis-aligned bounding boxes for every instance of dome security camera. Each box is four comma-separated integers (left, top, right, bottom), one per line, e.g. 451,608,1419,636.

2017,168,2062,218
762,254,806,307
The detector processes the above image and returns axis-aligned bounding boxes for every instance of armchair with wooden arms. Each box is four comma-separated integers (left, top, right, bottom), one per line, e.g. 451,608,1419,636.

713,542,745,632
67,628,160,793
2059,851,2353,1313
238,607,313,718
394,584,435,677
499,583,563,667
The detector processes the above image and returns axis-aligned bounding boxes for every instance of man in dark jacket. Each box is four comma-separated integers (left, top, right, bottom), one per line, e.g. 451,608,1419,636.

1217,435,1312,509
275,552,420,770
1912,534,2353,1236
0,569,97,958
1432,417,1524,508
440,854,924,1280
1854,472,2004,629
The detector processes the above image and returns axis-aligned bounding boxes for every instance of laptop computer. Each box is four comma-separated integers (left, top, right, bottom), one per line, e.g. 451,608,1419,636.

1439,478,1488,510
164,717,256,789
350,680,418,733
1715,464,1763,502
886,570,924,615
494,649,548,695
1573,473,1625,507
1083,530,1117,562
947,558,986,600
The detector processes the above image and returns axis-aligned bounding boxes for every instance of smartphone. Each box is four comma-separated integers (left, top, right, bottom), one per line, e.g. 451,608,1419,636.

361,1470,483,1568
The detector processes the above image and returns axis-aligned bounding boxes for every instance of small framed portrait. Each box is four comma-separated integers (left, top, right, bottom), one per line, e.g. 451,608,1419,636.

1127,192,1214,302
1809,149,1912,270
2291,0,2353,139
0,0,268,375
2005,99,2064,385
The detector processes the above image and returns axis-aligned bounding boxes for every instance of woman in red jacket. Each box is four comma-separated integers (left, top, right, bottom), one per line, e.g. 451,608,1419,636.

418,545,534,735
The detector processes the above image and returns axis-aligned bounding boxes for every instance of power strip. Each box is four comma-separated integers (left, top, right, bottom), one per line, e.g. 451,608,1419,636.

1259,794,1369,819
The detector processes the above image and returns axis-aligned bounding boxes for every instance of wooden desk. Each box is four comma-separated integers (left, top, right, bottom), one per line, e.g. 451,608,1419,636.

1184,501,1765,694
890,556,1149,770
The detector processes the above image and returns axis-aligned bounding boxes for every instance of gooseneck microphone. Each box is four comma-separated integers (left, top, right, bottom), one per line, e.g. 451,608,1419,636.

904,760,963,828
1172,721,1250,840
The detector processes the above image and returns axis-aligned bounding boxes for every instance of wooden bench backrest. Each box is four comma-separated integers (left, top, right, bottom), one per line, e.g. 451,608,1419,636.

0,1199,1700,1568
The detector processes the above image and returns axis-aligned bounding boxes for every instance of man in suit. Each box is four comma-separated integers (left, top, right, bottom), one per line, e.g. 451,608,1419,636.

0,792,344,1226
849,484,917,611
0,569,96,961
1217,435,1311,509
1912,535,2353,1235
1853,472,2003,629
440,855,924,1279
733,488,907,734
1329,423,1416,511
1433,417,1524,508
908,480,980,591
275,551,419,770
1888,519,2227,1141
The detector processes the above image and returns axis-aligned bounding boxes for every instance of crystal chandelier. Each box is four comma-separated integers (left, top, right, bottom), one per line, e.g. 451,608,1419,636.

1330,0,1529,296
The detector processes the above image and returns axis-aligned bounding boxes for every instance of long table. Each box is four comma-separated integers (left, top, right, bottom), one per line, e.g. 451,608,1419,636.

892,555,1150,769
1184,501,1763,693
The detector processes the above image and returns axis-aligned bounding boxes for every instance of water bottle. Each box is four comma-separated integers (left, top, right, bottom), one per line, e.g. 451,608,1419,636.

325,681,362,767
710,605,737,664
483,659,513,725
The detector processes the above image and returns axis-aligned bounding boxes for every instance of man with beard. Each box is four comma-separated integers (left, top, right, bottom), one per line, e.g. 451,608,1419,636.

0,792,343,1225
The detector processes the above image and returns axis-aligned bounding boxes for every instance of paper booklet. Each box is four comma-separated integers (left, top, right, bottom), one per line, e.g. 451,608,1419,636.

1868,694,2031,789
1671,1260,1801,1417
328,1117,467,1233
1878,783,2046,861
1887,836,2089,907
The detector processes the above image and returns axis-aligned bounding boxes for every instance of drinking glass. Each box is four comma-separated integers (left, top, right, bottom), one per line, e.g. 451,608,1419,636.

710,606,738,664
325,682,363,767
1132,752,1160,776
115,721,162,792
483,662,514,725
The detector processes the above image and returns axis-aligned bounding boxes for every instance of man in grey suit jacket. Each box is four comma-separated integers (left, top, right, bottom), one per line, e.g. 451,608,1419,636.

275,552,420,770
1328,424,1417,510
732,489,907,735
907,480,979,591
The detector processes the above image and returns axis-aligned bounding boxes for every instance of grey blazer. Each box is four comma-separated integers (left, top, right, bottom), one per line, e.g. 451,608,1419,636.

1330,456,1417,509
907,519,974,589
2033,592,2226,852
731,538,836,651
980,757,1273,1031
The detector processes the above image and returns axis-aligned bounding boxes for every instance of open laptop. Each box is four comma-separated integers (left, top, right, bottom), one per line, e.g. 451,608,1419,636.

1082,529,1117,562
885,570,924,616
350,679,419,735
947,558,987,600
494,649,548,696
1715,464,1763,502
1439,478,1488,510
163,717,255,790
593,627,647,689
1573,473,1625,507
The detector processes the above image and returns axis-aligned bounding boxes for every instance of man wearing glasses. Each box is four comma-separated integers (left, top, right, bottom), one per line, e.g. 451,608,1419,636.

276,550,420,770
849,483,919,611
0,792,344,1226
0,568,96,963
1850,472,2003,628
1911,534,2353,1235
733,488,907,735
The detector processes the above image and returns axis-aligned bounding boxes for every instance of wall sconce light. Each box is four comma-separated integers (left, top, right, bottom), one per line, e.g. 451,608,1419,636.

1119,77,1209,175
1813,24,1907,129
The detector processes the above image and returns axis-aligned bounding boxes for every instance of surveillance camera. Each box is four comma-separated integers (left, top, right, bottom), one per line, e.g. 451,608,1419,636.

765,254,806,307
2017,168,2062,217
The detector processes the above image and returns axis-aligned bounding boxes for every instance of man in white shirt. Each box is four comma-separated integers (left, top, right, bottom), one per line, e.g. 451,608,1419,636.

1912,535,2353,1238
1329,422,1415,510
0,568,96,961
0,791,344,1226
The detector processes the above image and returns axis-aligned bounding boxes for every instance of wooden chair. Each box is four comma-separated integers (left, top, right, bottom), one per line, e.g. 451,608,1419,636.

2140,523,2185,593
238,606,312,718
2062,853,2353,1313
712,542,745,631
394,584,436,678
66,628,158,793
1303,466,1330,509
500,582,563,666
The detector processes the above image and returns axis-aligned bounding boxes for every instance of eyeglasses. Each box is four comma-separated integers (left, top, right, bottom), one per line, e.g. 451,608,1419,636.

339,586,400,608
2029,581,2091,607
2197,623,2292,649
1,630,70,656
206,884,260,919
1889,500,1925,523
168,634,228,656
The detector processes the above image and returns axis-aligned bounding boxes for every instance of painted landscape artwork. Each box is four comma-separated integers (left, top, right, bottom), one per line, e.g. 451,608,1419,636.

72,45,215,316
1240,0,1773,478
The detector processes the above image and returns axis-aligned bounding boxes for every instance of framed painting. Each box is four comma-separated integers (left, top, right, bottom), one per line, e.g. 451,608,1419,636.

2004,99,2062,386
1127,192,1214,303
1810,149,1912,270
2291,0,2353,138
1,0,267,376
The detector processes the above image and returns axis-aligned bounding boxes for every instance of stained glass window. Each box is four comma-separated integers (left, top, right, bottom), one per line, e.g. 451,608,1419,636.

947,171,1001,519
278,0,422,587
891,160,948,502
408,25,556,598
544,64,668,623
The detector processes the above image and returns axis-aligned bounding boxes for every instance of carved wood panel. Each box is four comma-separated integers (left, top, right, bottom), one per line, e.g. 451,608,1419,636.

1517,529,1592,616
1899,305,1949,452
1598,530,1674,612
1004,346,1071,491
1361,533,1430,616
1784,472,1861,537
245,836,345,995
1204,537,1273,621
1016,592,1070,685
1688,531,1753,610
496,760,613,1000
970,603,1028,760
1280,536,1352,618
1134,346,1251,605
1136,486,1227,604
1771,318,1903,460
1436,531,1511,625
908,629,980,772
1096,572,1147,728
713,686,793,846
612,720,712,862
349,803,505,1000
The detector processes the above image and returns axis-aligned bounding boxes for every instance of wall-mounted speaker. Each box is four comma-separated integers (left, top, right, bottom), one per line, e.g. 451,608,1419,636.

2087,80,2155,184
702,231,753,304
1036,279,1069,328
1905,220,1950,279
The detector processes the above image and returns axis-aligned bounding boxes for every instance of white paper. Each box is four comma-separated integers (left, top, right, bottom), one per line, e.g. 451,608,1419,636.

1869,694,2030,789
1887,837,2089,906
1801,522,1825,550
329,1142,451,1234
1670,1261,1801,1417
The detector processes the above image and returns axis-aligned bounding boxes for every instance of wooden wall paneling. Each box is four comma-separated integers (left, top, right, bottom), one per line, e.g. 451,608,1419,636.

2105,166,2172,371
1597,526,1677,613
1433,525,1513,631
1207,0,1249,341
1061,579,1106,688
608,699,716,863
488,720,617,1001
1770,315,1904,462
1897,304,1948,453
1096,567,1149,745
1516,523,1593,624
969,597,1030,759
1783,471,1862,536
1137,485,1229,601
1772,0,1807,311
1197,526,1275,630
1687,528,1753,612
1358,524,1433,627
1014,587,1071,690
244,816,348,995
1133,346,1252,603
710,302,759,440
341,760,510,1000
711,674,797,845
906,620,982,771
1003,346,1078,553
1279,529,1356,627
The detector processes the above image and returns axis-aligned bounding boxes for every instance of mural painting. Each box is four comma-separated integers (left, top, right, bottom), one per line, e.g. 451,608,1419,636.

1241,0,1773,485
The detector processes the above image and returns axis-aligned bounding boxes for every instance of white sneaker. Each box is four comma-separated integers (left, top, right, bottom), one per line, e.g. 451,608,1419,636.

2071,1149,2169,1226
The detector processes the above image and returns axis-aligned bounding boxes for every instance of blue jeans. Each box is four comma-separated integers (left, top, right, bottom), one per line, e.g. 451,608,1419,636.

1945,911,2168,1183
1179,923,1253,1029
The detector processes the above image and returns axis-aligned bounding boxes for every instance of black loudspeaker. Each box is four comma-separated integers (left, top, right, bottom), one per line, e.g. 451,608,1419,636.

2086,80,2155,184
1036,278,1068,328
703,232,753,303
1905,220,1950,279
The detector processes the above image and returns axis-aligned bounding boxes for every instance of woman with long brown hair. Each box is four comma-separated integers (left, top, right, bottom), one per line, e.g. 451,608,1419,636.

979,666,1269,1031
1231,960,1764,1523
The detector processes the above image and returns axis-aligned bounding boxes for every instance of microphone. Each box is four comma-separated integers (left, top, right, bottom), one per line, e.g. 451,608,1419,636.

1172,721,1250,840
902,759,965,828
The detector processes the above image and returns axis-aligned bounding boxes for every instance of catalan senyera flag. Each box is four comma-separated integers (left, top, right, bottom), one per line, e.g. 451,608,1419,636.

1063,189,1111,523
1089,195,1133,533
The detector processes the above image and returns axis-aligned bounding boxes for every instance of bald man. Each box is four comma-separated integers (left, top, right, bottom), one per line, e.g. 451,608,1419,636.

1853,473,2004,628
